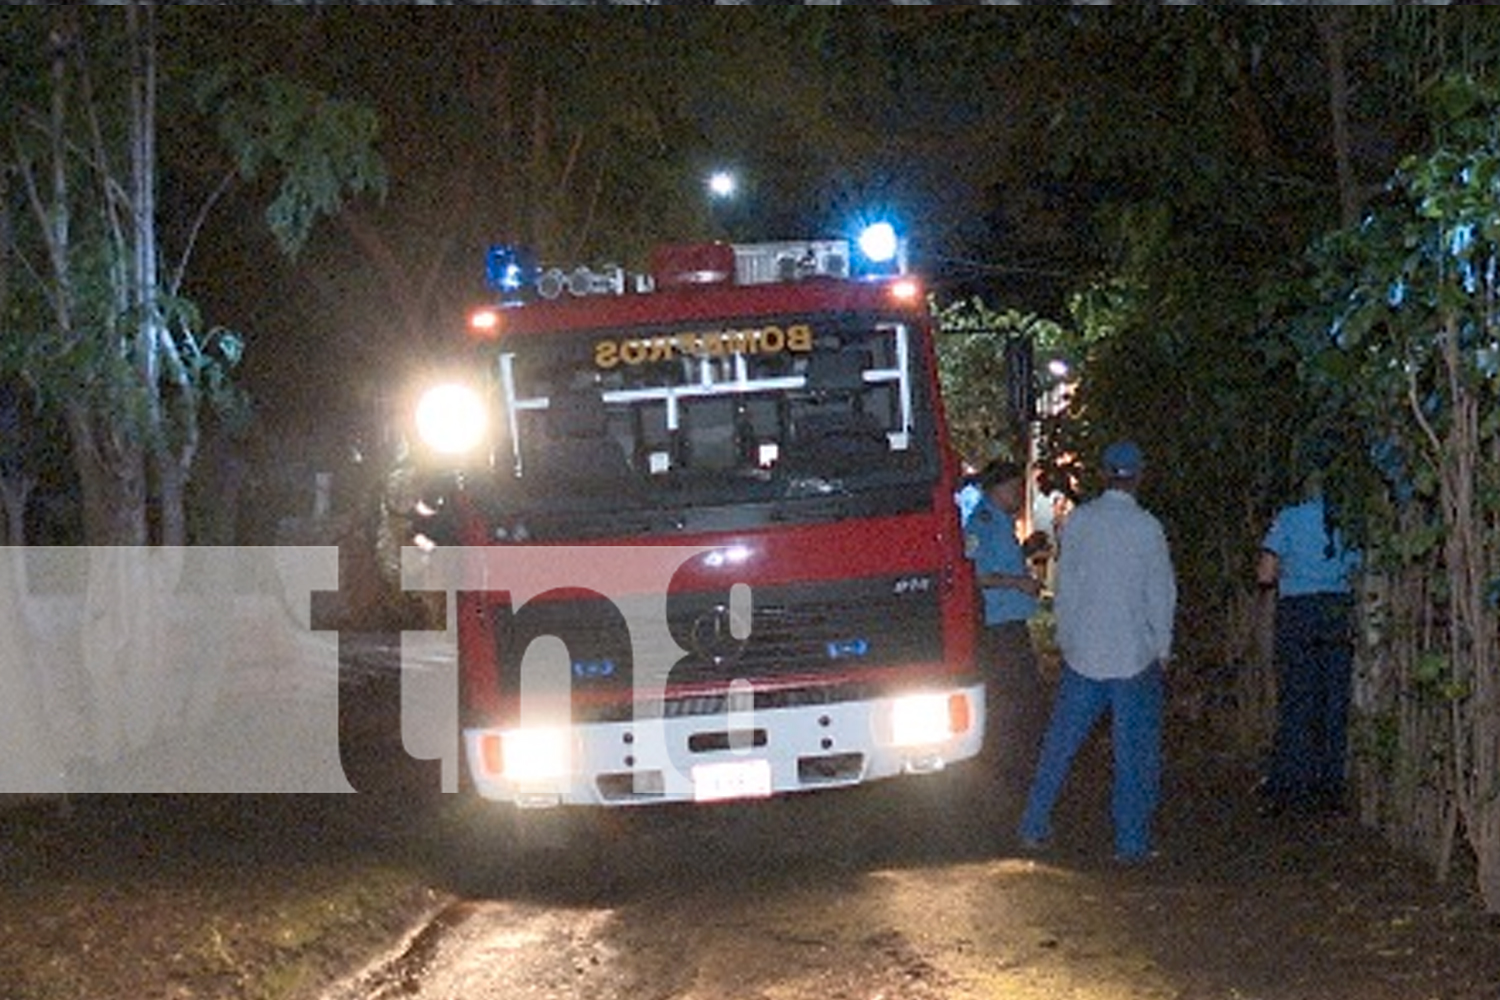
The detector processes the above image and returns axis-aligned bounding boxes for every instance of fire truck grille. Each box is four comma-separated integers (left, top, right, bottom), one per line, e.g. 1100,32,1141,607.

490,575,947,722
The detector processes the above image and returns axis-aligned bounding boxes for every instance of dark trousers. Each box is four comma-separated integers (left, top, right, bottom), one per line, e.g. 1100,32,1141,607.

978,621,1047,789
1267,593,1354,807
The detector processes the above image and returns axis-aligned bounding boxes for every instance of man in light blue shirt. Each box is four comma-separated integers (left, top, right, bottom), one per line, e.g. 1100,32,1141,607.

1018,440,1177,863
963,459,1046,788
1256,479,1361,815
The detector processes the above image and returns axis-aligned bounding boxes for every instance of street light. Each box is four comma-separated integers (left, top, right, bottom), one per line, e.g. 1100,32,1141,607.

707,170,737,199
706,170,739,240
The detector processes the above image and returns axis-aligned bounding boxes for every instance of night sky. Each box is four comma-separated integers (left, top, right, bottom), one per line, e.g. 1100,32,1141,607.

160,8,1078,447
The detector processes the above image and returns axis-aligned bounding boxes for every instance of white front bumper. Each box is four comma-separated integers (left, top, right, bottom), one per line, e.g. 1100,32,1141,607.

464,682,986,807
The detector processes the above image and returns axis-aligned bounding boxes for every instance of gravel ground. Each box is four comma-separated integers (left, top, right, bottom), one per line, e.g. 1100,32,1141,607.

3,657,1499,1000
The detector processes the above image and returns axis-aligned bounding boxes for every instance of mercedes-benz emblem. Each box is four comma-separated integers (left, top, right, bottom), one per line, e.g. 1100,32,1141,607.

689,603,750,664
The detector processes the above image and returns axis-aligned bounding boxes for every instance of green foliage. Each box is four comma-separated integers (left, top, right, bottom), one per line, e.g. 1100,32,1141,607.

1295,73,1500,554
157,291,252,435
197,69,388,258
934,297,1063,469
1413,650,1467,702
0,8,387,542
1039,193,1317,667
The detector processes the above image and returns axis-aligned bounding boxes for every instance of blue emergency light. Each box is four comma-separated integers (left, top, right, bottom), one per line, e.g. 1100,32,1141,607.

485,244,538,305
853,221,907,278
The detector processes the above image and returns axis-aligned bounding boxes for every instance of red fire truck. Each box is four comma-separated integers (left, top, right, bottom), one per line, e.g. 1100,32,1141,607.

407,228,984,809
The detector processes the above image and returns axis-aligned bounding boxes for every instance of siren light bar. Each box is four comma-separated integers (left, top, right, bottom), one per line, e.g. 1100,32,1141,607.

482,223,907,305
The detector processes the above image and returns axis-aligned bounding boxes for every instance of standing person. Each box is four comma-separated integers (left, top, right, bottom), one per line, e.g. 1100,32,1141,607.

1017,441,1177,863
962,459,1047,790
1256,473,1361,816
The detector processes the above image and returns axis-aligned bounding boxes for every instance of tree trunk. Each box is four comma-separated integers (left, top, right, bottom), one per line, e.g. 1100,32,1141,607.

0,471,32,546
1318,9,1363,229
156,460,187,548
1475,429,1500,909
126,0,192,548
68,403,148,547
1434,313,1500,911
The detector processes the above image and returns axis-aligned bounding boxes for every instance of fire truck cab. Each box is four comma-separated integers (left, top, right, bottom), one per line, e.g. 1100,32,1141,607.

407,228,984,809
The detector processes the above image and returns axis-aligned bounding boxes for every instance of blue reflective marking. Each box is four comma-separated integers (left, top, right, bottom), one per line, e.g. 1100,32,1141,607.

572,658,617,679
826,638,869,660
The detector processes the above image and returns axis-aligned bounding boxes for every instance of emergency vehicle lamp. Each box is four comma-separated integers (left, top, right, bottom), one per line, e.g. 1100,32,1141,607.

890,691,971,747
500,726,573,782
415,382,487,456
485,244,537,305
853,221,908,278
859,222,899,264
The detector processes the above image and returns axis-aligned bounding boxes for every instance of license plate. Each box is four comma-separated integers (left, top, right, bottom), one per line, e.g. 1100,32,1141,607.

691,759,773,803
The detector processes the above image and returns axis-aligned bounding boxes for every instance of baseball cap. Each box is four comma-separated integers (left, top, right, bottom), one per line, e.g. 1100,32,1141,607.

979,459,1026,490
1102,440,1144,479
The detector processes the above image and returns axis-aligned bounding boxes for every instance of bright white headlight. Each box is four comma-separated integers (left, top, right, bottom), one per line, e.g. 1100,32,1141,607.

415,383,487,455
500,727,573,783
890,691,970,747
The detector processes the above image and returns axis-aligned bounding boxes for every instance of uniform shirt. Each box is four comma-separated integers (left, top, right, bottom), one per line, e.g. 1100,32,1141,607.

962,493,1037,626
1054,488,1176,680
955,481,983,525
1262,495,1361,597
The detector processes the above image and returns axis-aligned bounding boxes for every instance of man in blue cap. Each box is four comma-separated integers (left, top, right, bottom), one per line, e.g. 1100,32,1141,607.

1017,440,1177,863
962,458,1048,791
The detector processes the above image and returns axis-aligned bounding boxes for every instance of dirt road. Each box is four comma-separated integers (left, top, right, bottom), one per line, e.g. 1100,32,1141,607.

5,637,1498,1000
322,735,1500,1000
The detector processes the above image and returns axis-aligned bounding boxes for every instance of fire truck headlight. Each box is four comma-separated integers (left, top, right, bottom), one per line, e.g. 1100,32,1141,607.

500,727,574,783
889,692,972,748
415,383,487,456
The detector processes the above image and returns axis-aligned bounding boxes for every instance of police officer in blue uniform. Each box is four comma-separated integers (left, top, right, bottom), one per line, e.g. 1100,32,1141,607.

1257,473,1362,816
963,459,1048,792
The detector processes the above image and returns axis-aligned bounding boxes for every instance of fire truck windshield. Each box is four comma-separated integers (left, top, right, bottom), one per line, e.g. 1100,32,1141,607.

484,315,938,535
